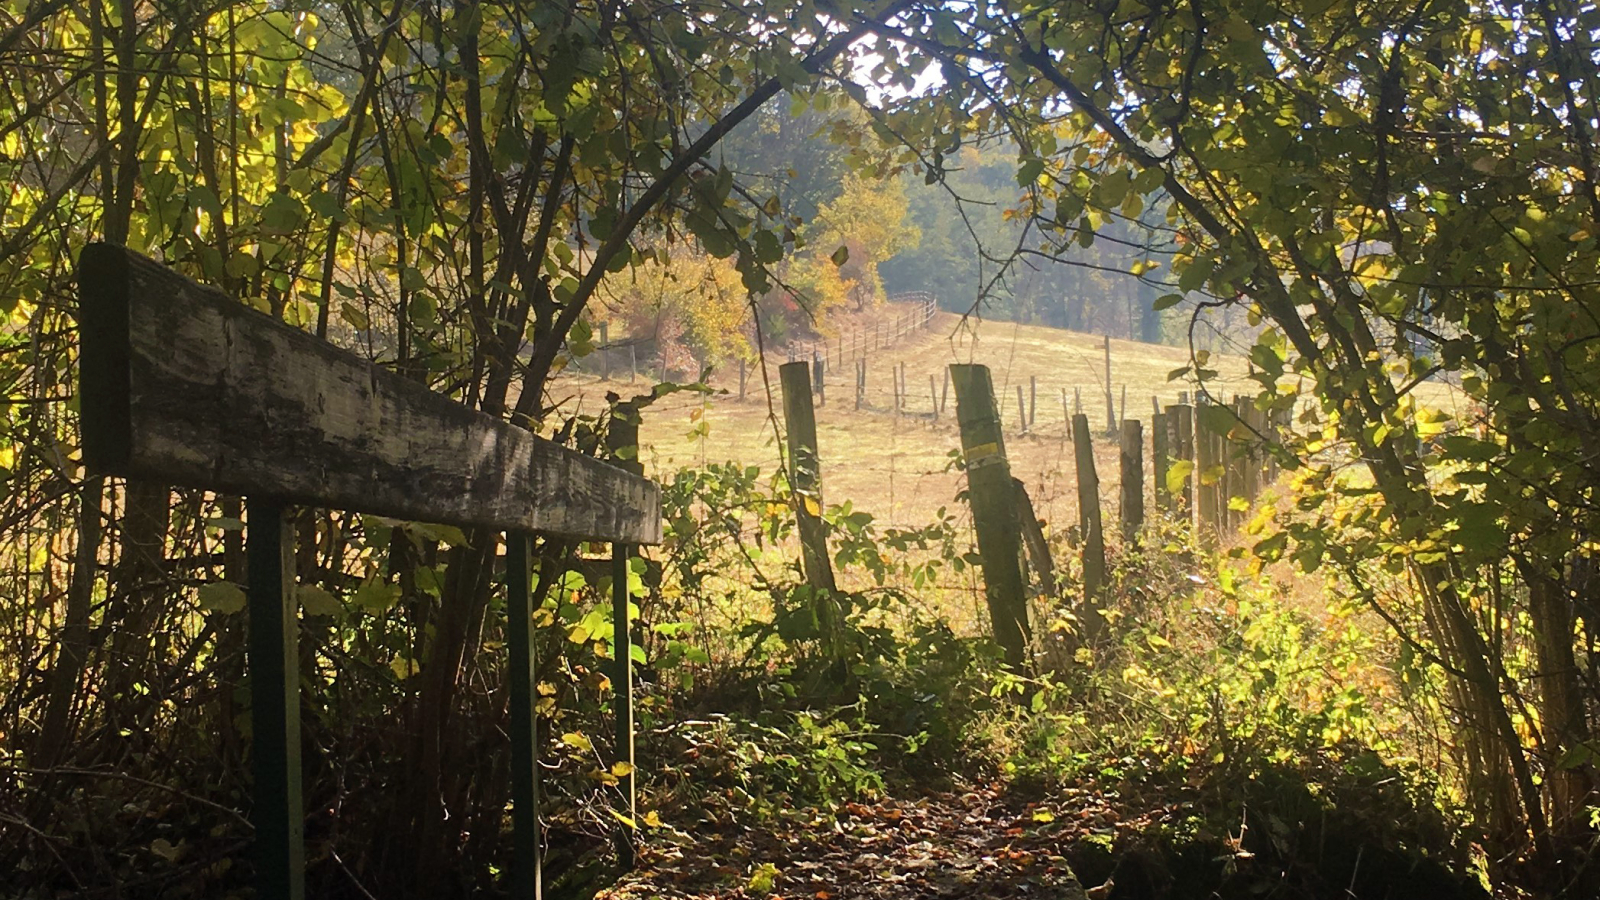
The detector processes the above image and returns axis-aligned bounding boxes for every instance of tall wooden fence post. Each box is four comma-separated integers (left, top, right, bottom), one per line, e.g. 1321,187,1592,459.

780,362,839,611
247,498,305,900
1120,419,1144,537
950,364,1031,670
1168,403,1194,519
1152,411,1170,514
1103,335,1115,434
505,530,542,899
1196,397,1220,533
1071,414,1108,643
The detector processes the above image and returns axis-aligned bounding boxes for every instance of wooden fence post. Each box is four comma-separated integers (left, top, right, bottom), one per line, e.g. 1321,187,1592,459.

1103,335,1115,434
505,531,542,898
1071,413,1107,643
247,498,305,900
1120,419,1144,536
950,364,1031,670
780,362,839,602
1061,388,1071,441
1016,385,1028,434
1266,406,1286,482
1016,478,1057,597
1196,396,1220,533
1152,411,1170,514
856,357,866,410
1244,402,1262,511
940,368,949,414
738,358,746,401
813,354,825,407
1029,375,1038,428
929,374,939,421
1168,403,1194,519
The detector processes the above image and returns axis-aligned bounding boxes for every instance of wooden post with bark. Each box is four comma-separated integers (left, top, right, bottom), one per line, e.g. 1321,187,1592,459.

949,364,1031,670
1195,396,1220,533
1015,478,1056,598
1104,335,1115,434
1120,419,1144,536
1168,403,1195,519
1016,385,1029,434
1152,410,1170,514
1071,413,1108,643
1240,400,1260,515
779,362,839,605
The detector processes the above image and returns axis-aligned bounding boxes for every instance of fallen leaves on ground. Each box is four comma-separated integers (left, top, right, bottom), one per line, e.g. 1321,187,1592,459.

597,783,1105,900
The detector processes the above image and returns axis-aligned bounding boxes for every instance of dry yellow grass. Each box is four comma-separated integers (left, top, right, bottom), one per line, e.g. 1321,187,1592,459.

553,302,1256,533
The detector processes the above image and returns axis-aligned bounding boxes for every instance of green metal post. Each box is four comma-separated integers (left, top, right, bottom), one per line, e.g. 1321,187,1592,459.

608,403,641,868
612,543,636,867
246,498,304,900
506,531,541,899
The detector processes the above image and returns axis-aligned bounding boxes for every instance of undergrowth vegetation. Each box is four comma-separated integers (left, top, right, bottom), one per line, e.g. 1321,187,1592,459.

569,461,1492,897
0,450,1512,898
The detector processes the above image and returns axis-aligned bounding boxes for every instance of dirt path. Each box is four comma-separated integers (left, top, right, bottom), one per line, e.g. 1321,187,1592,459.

598,785,1094,900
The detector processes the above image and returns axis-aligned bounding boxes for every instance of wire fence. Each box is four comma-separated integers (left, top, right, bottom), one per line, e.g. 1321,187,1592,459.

786,293,938,368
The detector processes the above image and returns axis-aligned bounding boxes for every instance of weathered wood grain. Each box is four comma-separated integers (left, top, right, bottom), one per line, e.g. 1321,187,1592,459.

78,243,660,544
950,364,1030,670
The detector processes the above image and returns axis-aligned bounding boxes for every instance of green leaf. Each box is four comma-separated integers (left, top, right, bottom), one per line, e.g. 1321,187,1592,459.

353,578,401,614
197,581,247,614
297,585,344,618
1165,460,1194,494
1016,157,1045,186
830,244,850,267
747,862,781,894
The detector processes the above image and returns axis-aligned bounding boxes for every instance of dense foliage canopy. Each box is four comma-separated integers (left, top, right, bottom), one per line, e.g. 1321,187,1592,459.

4,0,1600,894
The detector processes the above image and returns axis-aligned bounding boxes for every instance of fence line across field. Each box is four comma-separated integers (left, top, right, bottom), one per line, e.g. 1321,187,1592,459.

788,293,938,370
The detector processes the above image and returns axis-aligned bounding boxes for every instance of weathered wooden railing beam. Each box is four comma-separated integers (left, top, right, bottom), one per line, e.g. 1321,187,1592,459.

78,243,660,545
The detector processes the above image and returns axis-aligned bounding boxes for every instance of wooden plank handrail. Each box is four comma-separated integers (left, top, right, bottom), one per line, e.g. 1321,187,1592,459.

78,243,660,544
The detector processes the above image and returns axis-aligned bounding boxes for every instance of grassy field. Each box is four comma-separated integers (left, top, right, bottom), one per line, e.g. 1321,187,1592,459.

553,301,1467,539
554,302,1260,534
